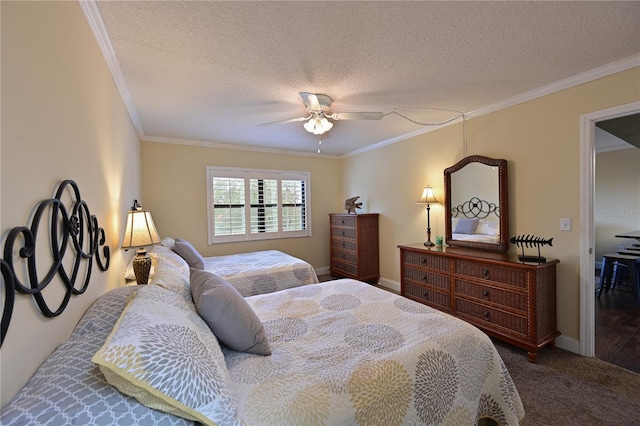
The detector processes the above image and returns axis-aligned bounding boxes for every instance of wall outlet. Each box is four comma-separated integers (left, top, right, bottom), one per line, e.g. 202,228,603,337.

560,218,571,231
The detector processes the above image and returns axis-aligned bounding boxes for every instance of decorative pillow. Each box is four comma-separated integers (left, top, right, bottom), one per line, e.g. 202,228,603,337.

92,285,242,426
124,252,158,281
454,217,480,234
172,238,205,269
476,219,500,236
190,269,271,356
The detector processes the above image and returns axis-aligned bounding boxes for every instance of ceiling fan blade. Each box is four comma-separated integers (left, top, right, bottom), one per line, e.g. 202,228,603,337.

257,115,311,126
330,112,383,120
299,92,321,111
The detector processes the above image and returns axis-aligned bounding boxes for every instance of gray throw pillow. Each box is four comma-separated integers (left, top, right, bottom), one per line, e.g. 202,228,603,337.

190,269,272,356
172,238,205,269
454,218,480,234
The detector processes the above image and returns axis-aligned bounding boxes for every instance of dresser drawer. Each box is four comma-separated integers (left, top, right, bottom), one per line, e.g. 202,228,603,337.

331,238,357,252
332,250,358,264
403,282,450,311
331,227,357,240
455,298,528,336
330,215,357,228
402,250,450,273
403,267,450,291
455,260,527,288
455,280,527,312
331,259,358,276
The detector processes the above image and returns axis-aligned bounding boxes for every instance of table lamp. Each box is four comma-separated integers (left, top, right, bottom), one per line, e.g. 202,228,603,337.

417,186,439,247
122,200,161,284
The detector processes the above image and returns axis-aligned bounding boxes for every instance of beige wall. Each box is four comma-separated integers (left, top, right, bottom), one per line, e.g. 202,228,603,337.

140,142,342,269
1,2,140,406
2,0,638,410
595,148,640,261
343,67,640,343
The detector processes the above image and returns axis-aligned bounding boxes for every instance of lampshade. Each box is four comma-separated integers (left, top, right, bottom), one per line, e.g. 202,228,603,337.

417,186,438,204
121,209,161,249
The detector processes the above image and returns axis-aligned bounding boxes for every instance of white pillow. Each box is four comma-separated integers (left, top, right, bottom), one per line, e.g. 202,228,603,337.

148,245,191,300
476,219,500,236
161,236,175,249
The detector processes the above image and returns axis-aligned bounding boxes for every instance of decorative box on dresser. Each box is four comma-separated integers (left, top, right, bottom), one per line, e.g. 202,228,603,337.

329,213,379,283
398,243,560,362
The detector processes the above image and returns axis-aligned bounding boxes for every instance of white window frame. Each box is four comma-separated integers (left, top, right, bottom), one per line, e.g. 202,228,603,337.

206,166,312,244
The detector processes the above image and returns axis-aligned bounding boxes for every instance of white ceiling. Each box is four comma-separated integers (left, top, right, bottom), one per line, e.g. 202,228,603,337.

85,1,640,156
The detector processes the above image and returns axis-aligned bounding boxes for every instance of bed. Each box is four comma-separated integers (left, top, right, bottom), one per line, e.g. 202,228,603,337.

127,238,319,295
2,245,524,425
202,249,319,296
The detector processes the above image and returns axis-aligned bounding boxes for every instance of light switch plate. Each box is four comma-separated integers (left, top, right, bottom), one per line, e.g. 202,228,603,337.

560,218,571,231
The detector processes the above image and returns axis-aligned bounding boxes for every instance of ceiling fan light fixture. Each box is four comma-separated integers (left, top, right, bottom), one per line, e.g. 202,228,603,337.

303,114,333,135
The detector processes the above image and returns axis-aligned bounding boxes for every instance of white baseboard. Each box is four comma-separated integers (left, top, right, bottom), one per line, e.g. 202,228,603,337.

314,266,331,277
377,277,400,293
555,334,580,355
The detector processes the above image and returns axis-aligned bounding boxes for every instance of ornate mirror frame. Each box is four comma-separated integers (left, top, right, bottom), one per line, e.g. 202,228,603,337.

444,155,509,252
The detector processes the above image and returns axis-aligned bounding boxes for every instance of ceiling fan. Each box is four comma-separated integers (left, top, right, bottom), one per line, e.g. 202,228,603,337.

259,92,384,135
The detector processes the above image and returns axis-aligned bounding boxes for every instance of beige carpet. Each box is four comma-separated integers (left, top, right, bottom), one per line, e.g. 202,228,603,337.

493,339,640,425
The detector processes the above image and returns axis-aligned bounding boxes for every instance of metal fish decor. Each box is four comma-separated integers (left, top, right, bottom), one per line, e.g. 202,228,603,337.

509,234,553,263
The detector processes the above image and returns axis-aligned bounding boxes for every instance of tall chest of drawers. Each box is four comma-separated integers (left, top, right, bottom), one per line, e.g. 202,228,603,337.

329,213,379,283
399,243,559,362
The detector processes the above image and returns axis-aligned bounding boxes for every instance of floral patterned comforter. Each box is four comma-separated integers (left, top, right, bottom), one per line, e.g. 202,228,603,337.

227,279,525,425
203,250,319,297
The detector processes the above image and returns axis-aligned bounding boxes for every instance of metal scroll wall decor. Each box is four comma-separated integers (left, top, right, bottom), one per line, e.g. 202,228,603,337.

1,180,110,347
452,196,500,219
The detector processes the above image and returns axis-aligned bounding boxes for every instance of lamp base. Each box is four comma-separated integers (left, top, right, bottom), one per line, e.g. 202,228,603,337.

132,248,151,285
423,241,435,247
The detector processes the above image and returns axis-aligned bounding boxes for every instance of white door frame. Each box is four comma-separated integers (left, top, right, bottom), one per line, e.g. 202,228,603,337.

579,101,640,357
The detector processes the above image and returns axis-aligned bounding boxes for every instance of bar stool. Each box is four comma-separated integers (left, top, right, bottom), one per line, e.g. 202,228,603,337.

597,254,640,297
610,262,628,291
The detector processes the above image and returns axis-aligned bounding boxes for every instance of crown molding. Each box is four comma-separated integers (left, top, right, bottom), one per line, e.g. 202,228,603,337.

344,55,639,157
78,0,144,138
466,54,640,119
142,135,339,159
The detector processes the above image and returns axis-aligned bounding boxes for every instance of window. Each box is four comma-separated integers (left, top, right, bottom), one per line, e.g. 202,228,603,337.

206,166,311,244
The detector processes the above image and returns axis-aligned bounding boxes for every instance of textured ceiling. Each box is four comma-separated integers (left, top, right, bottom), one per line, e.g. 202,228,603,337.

89,1,640,156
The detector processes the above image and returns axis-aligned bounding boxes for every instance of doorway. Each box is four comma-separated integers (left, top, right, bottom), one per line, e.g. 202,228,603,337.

579,101,640,358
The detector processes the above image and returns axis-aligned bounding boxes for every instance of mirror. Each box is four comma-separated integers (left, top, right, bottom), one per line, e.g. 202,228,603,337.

444,155,509,252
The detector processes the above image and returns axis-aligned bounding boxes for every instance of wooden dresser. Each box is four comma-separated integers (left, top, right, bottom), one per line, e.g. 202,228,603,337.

329,213,379,283
398,243,559,362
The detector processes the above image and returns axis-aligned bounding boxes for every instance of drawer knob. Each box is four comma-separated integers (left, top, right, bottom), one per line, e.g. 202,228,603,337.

422,292,429,299
342,231,346,236
482,269,490,279
421,258,427,265
422,274,428,282
342,242,345,248
483,310,490,319
482,289,490,298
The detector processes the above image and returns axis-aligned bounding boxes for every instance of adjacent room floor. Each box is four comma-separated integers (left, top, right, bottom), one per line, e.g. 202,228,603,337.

595,272,640,374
